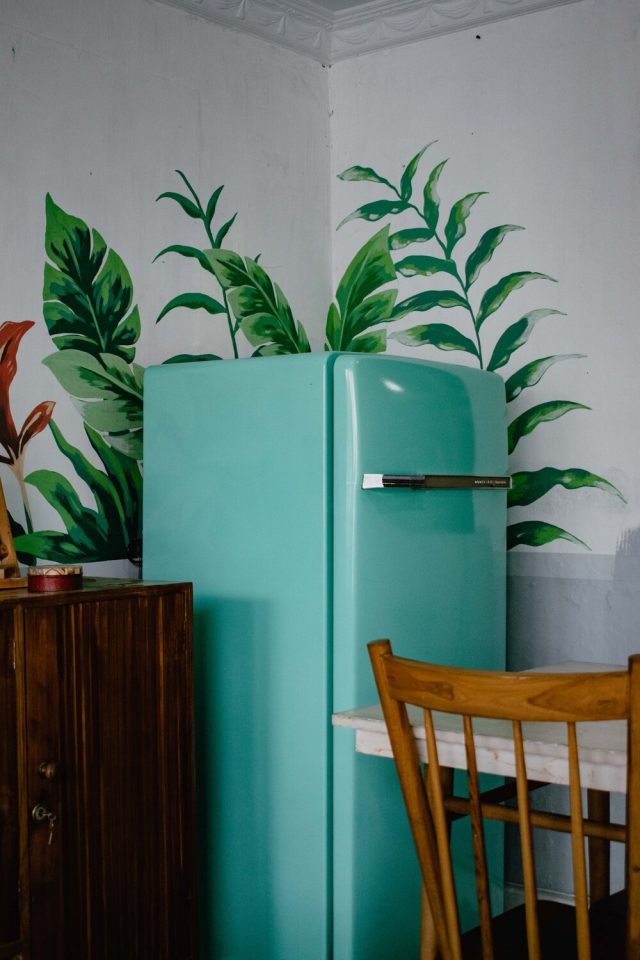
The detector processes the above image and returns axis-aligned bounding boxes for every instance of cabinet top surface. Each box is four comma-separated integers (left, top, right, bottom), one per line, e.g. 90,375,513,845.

0,577,192,608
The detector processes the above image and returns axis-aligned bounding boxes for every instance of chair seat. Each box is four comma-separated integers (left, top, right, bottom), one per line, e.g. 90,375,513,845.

455,891,627,960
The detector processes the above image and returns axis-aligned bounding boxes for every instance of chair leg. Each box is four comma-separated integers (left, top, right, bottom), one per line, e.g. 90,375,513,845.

420,766,455,959
587,789,610,903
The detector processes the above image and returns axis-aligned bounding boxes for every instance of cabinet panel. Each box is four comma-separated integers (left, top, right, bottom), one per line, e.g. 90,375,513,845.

5,580,195,960
0,607,25,956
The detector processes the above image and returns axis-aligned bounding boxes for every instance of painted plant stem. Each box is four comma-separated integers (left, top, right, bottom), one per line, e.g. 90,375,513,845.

155,171,240,359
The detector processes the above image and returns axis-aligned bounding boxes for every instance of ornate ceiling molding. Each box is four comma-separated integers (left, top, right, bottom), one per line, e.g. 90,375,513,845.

150,0,585,64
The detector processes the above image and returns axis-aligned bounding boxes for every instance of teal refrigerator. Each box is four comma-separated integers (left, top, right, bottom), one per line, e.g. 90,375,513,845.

143,352,508,960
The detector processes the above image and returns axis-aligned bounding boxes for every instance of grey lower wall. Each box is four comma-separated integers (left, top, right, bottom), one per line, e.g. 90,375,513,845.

504,541,639,897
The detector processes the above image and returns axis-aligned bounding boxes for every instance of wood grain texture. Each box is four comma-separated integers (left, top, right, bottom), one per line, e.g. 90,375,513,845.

0,580,195,960
368,638,636,960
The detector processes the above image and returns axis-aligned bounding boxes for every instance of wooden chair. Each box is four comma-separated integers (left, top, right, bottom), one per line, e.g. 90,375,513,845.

368,640,640,960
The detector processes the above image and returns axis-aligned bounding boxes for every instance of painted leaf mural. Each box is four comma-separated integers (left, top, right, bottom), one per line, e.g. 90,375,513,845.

155,170,310,358
15,421,142,563
43,195,143,460
336,141,624,547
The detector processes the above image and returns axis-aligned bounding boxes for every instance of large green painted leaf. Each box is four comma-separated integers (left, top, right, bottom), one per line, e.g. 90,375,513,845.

487,309,565,371
208,250,310,354
14,420,142,563
505,354,584,401
477,272,555,329
400,142,436,200
392,289,468,321
422,160,448,232
391,323,479,356
465,225,524,288
507,521,589,550
338,200,409,229
509,468,625,508
327,227,397,350
396,255,458,279
14,532,88,563
338,165,395,190
390,228,435,250
349,331,387,353
444,192,487,257
508,400,590,454
345,291,398,344
156,292,226,324
44,195,141,362
43,350,144,460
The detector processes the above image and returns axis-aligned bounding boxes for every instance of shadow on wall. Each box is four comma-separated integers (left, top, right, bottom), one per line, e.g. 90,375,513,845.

506,528,640,672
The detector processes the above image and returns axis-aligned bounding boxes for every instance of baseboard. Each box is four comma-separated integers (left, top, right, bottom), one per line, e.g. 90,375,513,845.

504,882,576,910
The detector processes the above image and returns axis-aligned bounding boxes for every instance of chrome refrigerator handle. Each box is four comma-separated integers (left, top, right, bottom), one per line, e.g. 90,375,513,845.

361,474,511,490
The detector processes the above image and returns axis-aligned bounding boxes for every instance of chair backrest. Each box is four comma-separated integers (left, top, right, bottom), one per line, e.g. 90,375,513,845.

368,640,640,960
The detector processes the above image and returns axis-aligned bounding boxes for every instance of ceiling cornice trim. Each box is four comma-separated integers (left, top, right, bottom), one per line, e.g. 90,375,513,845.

150,0,585,64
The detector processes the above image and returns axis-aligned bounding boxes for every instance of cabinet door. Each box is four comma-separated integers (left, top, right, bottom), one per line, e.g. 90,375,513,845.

23,586,195,960
0,606,28,959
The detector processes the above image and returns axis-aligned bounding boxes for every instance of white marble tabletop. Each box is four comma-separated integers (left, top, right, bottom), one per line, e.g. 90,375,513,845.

332,661,628,794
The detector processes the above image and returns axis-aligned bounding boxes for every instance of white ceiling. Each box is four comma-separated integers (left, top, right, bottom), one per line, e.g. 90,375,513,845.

151,0,585,64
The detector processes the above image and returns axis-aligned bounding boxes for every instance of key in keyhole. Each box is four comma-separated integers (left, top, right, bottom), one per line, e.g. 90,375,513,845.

31,803,57,845
47,811,57,845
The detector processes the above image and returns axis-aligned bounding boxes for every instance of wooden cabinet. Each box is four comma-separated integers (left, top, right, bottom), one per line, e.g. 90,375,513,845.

0,579,195,960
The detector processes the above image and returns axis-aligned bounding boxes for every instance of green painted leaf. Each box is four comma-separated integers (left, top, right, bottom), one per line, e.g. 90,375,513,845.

208,251,310,354
507,521,589,551
465,225,524,288
214,213,237,248
392,289,468,321
155,190,201,219
345,290,398,342
348,331,387,353
338,165,395,191
389,228,435,250
205,185,224,228
162,353,222,364
508,401,590,454
44,195,141,362
477,272,556,329
395,255,458,279
338,200,409,230
153,243,216,275
443,192,486,257
103,431,143,460
25,470,109,554
205,248,249,289
43,350,143,458
14,532,88,563
423,160,448,232
487,309,565,371
156,292,226,324
391,323,479,356
327,227,397,350
46,420,136,537
336,227,396,318
508,468,625,508
504,354,584,401
400,141,436,201
325,303,341,350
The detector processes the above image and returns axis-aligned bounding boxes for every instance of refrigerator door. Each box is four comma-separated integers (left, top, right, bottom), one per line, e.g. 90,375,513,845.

332,354,508,960
143,354,335,960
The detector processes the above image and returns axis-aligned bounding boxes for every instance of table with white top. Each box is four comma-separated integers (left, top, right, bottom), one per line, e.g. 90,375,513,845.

332,661,628,793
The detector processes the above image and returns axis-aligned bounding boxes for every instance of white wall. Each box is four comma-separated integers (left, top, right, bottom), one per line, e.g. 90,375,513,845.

329,0,640,662
0,0,331,572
